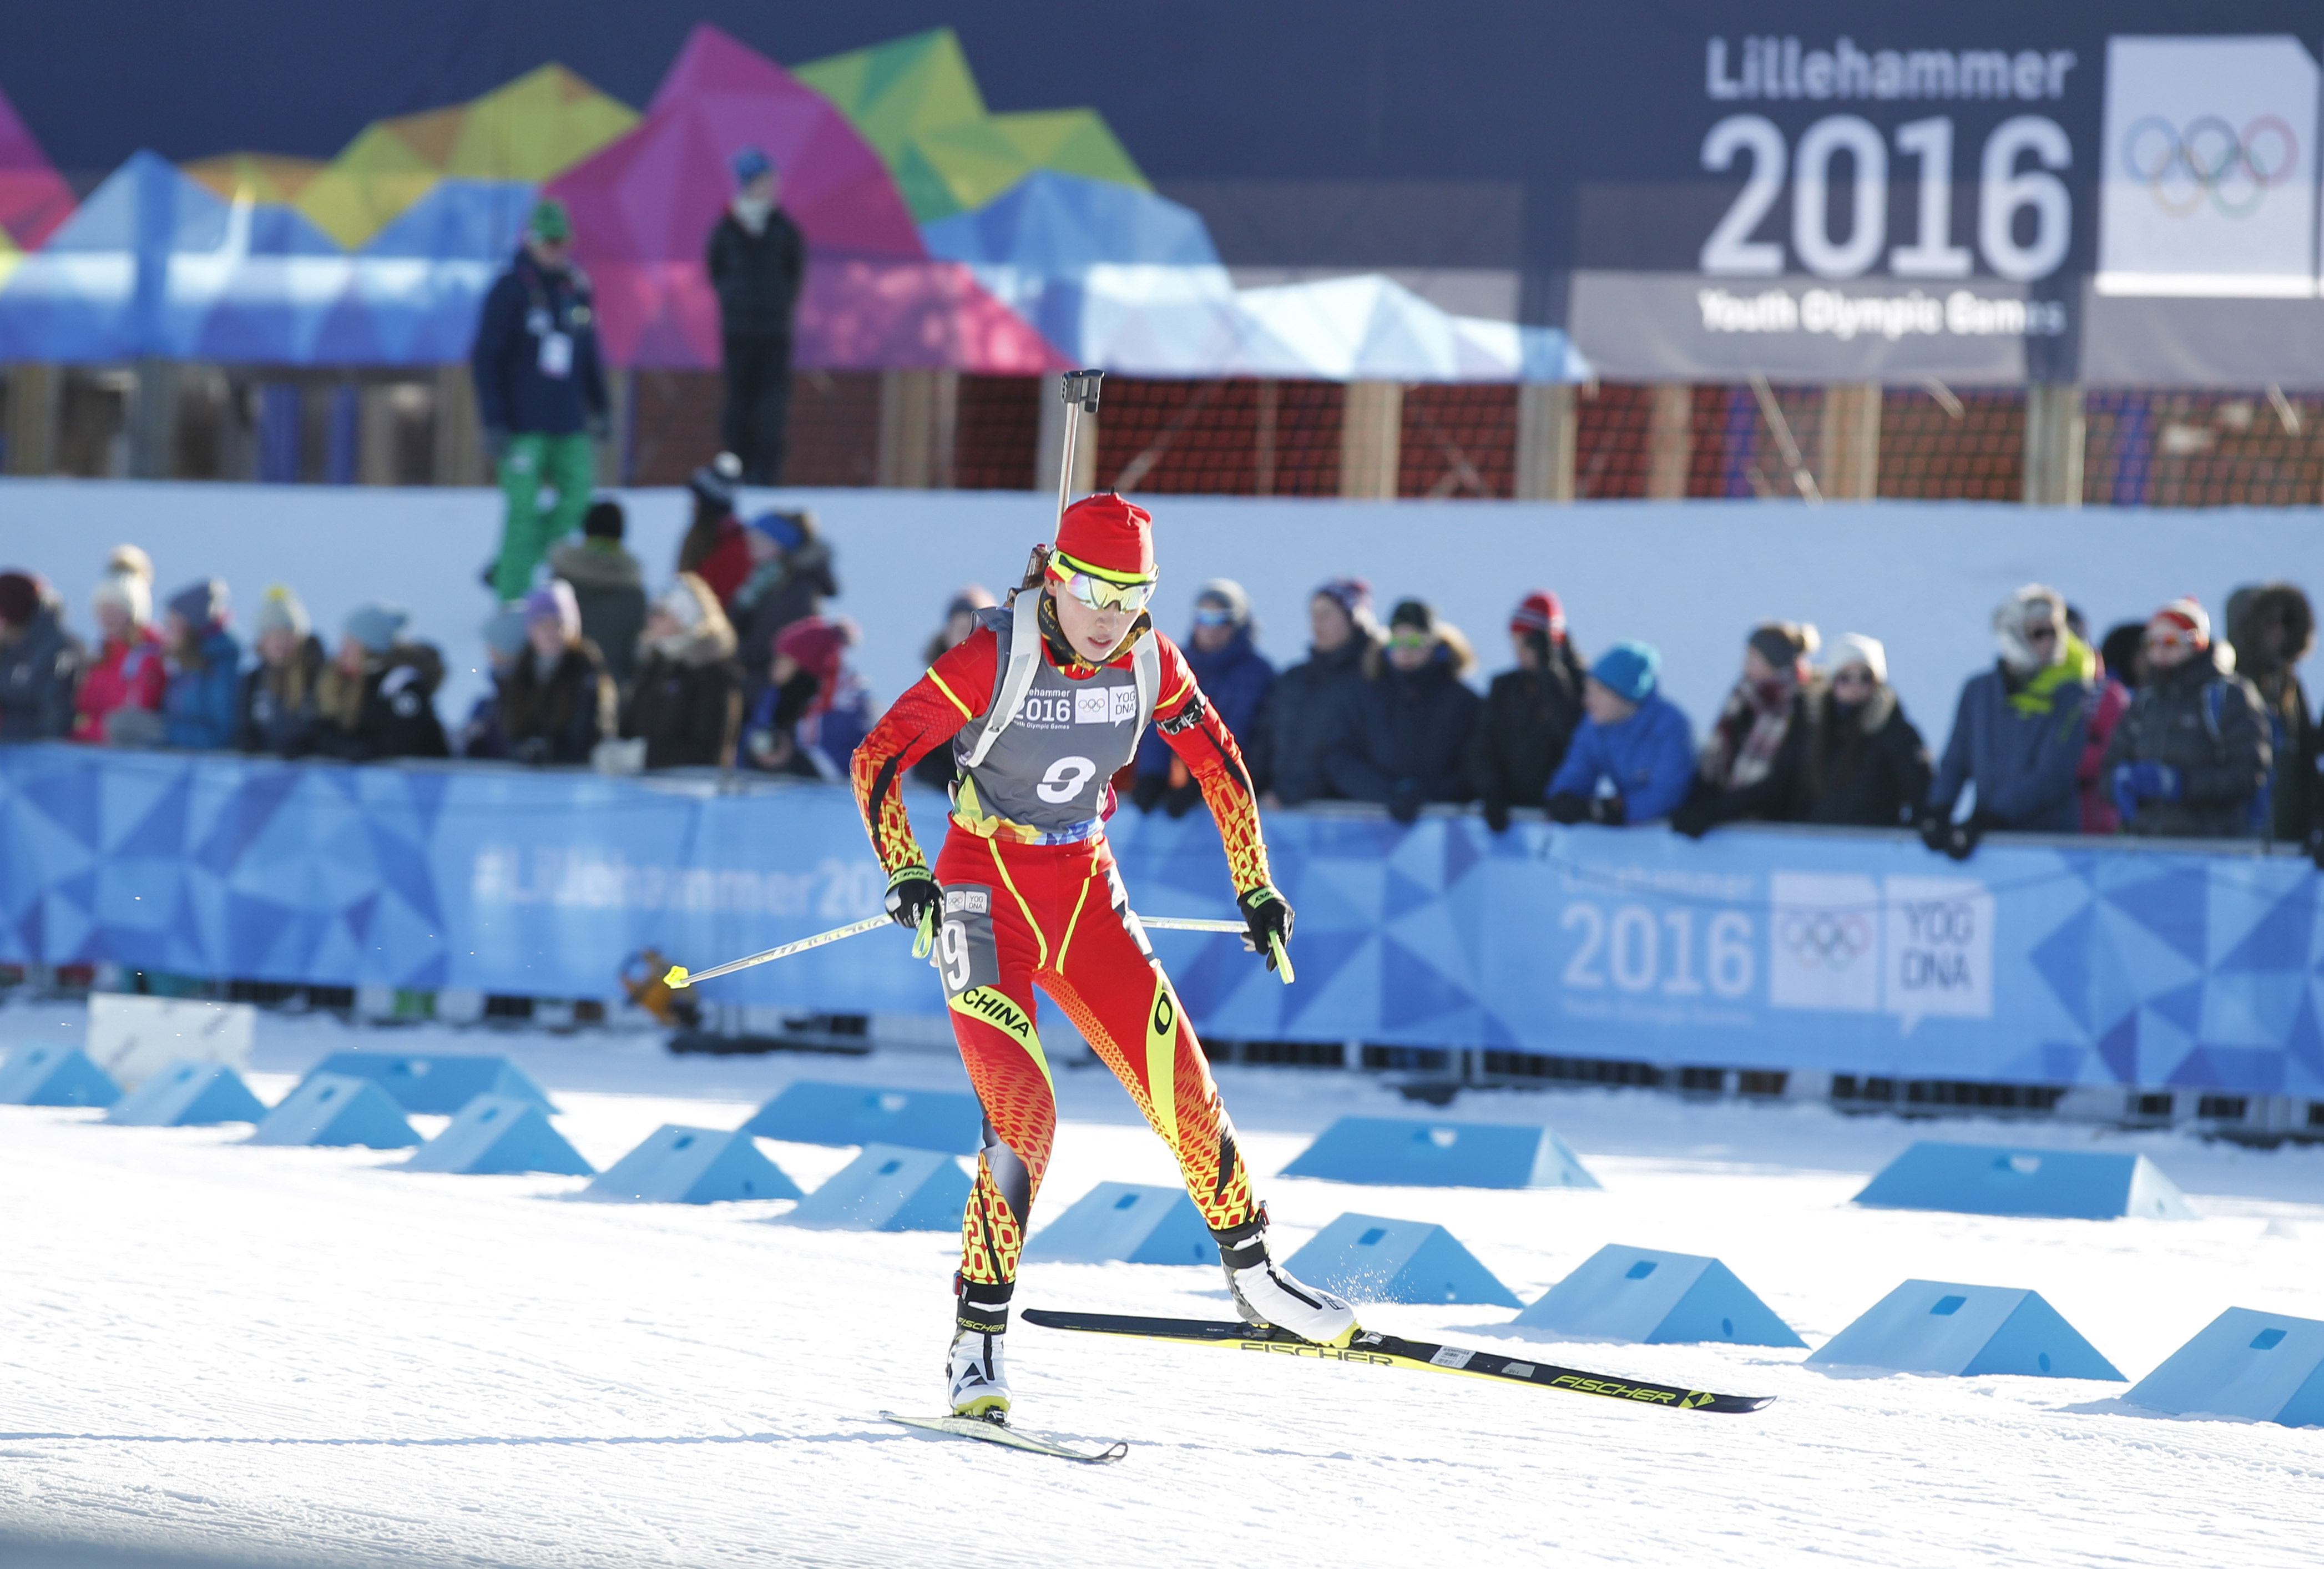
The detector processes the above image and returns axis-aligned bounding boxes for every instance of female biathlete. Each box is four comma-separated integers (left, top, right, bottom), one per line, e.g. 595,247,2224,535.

850,492,1356,1419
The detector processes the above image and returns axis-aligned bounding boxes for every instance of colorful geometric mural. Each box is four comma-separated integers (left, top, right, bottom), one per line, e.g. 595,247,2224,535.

0,26,1585,381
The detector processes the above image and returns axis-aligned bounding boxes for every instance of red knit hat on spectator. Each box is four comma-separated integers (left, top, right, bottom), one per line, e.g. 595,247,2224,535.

2148,596,2211,652
1048,492,1156,610
1510,589,1566,642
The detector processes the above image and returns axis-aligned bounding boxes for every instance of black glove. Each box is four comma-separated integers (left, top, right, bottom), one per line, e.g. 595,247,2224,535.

1590,794,1628,828
1238,884,1295,971
1545,792,1590,825
1921,810,1989,862
884,865,942,958
1482,796,1512,834
1670,796,1714,839
1917,810,1952,854
1387,779,1423,824
1130,773,1170,813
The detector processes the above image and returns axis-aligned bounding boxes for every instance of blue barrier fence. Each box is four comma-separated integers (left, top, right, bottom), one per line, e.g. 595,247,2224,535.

2,745,2317,1097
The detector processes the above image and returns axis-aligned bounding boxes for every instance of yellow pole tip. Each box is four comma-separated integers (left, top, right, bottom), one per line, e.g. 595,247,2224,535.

663,966,690,990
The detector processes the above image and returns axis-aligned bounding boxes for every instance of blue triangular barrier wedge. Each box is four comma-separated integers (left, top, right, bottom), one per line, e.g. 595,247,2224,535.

1280,1116,1600,1190
1282,1212,1521,1307
1851,1141,2196,1220
406,1095,593,1176
0,1045,121,1108
1026,1182,1217,1267
584,1124,803,1204
2126,1308,2324,1427
781,1143,971,1232
297,1051,555,1116
742,1080,983,1155
249,1073,418,1148
1512,1244,1805,1348
1807,1280,2124,1380
105,1061,267,1126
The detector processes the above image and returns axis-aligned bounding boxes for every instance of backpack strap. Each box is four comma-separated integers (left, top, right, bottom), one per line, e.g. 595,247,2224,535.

1133,632,1160,733
962,593,1044,770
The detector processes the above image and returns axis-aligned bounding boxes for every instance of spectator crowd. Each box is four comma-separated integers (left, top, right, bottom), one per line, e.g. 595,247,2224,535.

3,510,2317,862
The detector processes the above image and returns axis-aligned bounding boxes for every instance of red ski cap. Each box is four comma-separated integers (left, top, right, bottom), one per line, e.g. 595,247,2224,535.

1054,492,1155,582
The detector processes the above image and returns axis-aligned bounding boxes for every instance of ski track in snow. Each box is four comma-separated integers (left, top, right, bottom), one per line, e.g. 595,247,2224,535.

2,1006,2321,1568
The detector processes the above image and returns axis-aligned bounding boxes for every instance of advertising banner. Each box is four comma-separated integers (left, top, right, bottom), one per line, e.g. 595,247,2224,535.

2,746,2315,1097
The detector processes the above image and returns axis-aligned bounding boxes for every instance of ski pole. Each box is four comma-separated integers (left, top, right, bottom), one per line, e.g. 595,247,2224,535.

1141,916,1296,986
664,911,1292,990
1053,369,1104,530
663,914,891,990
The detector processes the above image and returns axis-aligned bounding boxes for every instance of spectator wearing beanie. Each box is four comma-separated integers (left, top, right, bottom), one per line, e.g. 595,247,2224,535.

1133,578,1275,816
1799,634,1931,828
501,581,613,766
239,586,328,756
1546,641,1695,826
730,508,837,696
2098,597,2270,840
2069,605,2134,835
676,455,755,606
0,571,85,743
623,574,744,770
1470,588,1588,832
459,607,532,760
2224,582,2320,845
742,614,869,779
1248,576,1380,805
159,578,242,751
74,546,167,745
550,498,648,694
1923,583,2091,857
910,586,996,791
313,604,451,761
1325,598,1483,824
1672,620,1822,837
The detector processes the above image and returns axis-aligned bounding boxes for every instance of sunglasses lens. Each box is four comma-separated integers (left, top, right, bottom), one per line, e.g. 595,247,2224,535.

1068,573,1151,612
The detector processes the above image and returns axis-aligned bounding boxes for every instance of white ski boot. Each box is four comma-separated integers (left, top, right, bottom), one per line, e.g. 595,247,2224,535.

946,1328,1010,1419
1218,1215,1357,1348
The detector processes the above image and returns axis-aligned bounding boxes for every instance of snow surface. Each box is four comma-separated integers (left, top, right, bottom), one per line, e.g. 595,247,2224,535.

3,1003,2322,1568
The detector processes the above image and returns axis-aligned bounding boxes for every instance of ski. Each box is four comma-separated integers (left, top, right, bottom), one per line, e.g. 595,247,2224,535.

880,1410,1130,1464
1021,1310,1775,1415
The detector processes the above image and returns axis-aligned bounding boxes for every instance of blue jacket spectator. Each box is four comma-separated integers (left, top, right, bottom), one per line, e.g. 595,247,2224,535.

1325,598,1482,824
1547,641,1695,825
1134,579,1274,816
160,579,242,750
1923,584,2090,855
1248,577,1378,805
470,225,607,441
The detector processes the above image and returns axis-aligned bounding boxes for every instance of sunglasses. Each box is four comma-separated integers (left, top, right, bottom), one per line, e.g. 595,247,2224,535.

1831,666,1876,686
1049,552,1156,613
1389,632,1433,652
2024,624,2058,643
1193,605,1234,628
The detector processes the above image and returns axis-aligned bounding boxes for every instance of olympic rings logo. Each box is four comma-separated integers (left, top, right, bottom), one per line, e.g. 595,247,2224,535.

2120,114,2300,219
1779,910,1872,970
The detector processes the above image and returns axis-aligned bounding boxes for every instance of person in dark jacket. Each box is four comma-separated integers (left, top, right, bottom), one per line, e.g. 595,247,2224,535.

551,498,648,695
501,581,614,766
2225,582,2319,845
676,454,755,607
238,586,327,756
312,604,451,762
911,586,996,791
708,145,808,485
1672,620,1820,838
2100,597,2270,840
0,571,84,741
1133,579,1274,816
1922,583,2091,859
1547,641,1696,826
470,198,608,603
1325,598,1482,823
623,574,743,770
159,579,241,751
458,608,531,761
1249,577,1378,806
730,508,837,695
1470,588,1587,832
1800,634,1931,827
